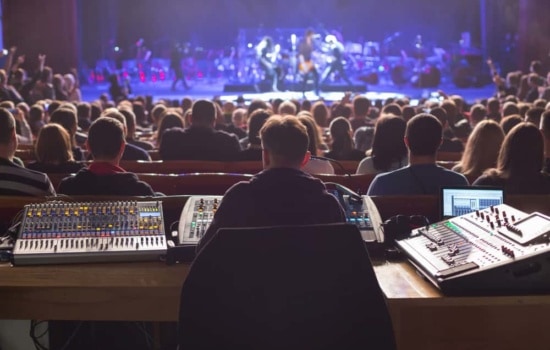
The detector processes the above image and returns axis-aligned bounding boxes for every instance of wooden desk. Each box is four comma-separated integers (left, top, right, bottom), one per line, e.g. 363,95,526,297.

1,260,550,350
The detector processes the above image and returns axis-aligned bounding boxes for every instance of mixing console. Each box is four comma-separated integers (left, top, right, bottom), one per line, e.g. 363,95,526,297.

178,196,221,245
177,194,383,246
13,201,167,265
396,204,550,295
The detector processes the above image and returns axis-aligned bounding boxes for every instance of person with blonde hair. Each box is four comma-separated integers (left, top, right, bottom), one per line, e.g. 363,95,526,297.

452,120,504,180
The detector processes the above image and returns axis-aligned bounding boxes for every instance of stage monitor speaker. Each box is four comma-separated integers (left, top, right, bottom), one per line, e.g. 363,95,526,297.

223,84,259,93
357,73,379,85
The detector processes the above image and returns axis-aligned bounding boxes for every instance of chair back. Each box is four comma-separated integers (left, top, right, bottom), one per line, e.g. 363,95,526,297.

178,223,396,350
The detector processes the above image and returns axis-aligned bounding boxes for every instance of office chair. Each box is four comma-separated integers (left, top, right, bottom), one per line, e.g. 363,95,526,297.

177,223,396,350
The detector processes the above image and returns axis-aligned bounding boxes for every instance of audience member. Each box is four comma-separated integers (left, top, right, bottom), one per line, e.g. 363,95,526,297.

58,117,155,196
430,107,463,152
156,111,185,148
225,108,247,139
473,123,550,194
49,107,85,161
356,115,407,175
238,109,272,161
0,108,55,196
349,95,373,131
500,114,523,135
324,117,364,161
27,123,84,173
367,114,468,195
100,108,151,161
452,120,504,180
298,115,334,174
197,115,346,253
119,108,154,150
159,99,240,161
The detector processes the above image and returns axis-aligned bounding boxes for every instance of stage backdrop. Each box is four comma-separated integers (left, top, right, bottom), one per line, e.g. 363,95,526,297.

78,0,482,65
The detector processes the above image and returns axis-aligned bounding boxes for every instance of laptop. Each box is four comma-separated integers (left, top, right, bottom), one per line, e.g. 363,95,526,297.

440,186,505,220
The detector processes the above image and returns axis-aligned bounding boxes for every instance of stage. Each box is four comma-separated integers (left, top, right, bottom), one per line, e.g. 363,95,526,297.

80,79,496,106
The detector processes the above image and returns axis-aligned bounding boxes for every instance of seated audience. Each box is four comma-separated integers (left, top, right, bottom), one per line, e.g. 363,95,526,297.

119,107,154,150
159,99,240,161
49,107,85,161
324,117,365,161
0,108,55,196
225,108,247,139
356,115,407,175
452,120,504,180
473,123,550,194
58,118,155,196
27,124,84,173
156,111,185,148
238,109,272,161
367,114,468,195
349,95,373,131
298,115,334,174
197,115,346,253
430,107,464,152
100,108,151,161
500,114,523,135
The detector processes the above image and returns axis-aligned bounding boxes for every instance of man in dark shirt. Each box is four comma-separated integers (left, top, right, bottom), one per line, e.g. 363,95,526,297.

58,118,155,196
0,108,55,196
197,115,346,253
160,99,240,161
100,108,151,161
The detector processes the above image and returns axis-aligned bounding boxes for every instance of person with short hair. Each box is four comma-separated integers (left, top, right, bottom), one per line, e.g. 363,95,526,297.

367,114,468,195
159,99,240,161
58,117,155,196
197,115,346,253
100,108,151,161
0,108,55,196
238,109,272,161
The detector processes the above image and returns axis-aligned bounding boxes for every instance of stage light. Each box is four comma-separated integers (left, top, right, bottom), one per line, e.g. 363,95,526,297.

114,46,120,52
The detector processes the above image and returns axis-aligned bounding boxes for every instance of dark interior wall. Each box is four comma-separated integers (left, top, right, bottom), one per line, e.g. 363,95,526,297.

3,0,78,73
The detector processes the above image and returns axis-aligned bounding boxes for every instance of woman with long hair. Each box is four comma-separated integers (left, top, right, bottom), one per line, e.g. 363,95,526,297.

325,117,364,161
356,115,407,174
452,120,504,180
473,122,550,194
27,123,84,173
297,115,334,174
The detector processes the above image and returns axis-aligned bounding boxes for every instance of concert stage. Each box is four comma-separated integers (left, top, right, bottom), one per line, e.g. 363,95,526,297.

80,79,496,105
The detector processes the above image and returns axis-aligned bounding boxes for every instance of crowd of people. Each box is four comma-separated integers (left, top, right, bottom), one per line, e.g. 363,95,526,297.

0,46,548,199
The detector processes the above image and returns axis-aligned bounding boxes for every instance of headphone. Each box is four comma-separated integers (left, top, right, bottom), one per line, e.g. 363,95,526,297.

382,215,430,242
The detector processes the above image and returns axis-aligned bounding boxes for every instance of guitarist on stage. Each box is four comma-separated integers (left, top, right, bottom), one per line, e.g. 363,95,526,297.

256,36,281,92
298,29,320,96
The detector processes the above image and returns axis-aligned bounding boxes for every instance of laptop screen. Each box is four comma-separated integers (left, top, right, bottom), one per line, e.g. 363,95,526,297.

440,187,504,220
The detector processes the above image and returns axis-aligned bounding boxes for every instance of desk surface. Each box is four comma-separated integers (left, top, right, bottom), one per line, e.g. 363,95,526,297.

2,260,550,350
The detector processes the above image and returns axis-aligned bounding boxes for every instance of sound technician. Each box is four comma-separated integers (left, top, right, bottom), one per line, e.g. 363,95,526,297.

197,115,346,253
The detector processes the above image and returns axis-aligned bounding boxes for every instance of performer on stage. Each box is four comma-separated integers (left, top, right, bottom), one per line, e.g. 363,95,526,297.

170,42,190,91
298,29,320,96
256,36,281,92
320,35,353,88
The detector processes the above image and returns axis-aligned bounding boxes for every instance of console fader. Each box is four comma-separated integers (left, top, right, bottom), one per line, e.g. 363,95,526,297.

397,204,550,295
13,201,167,265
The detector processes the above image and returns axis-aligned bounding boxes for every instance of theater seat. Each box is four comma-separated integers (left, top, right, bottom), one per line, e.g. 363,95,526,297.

177,223,396,350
